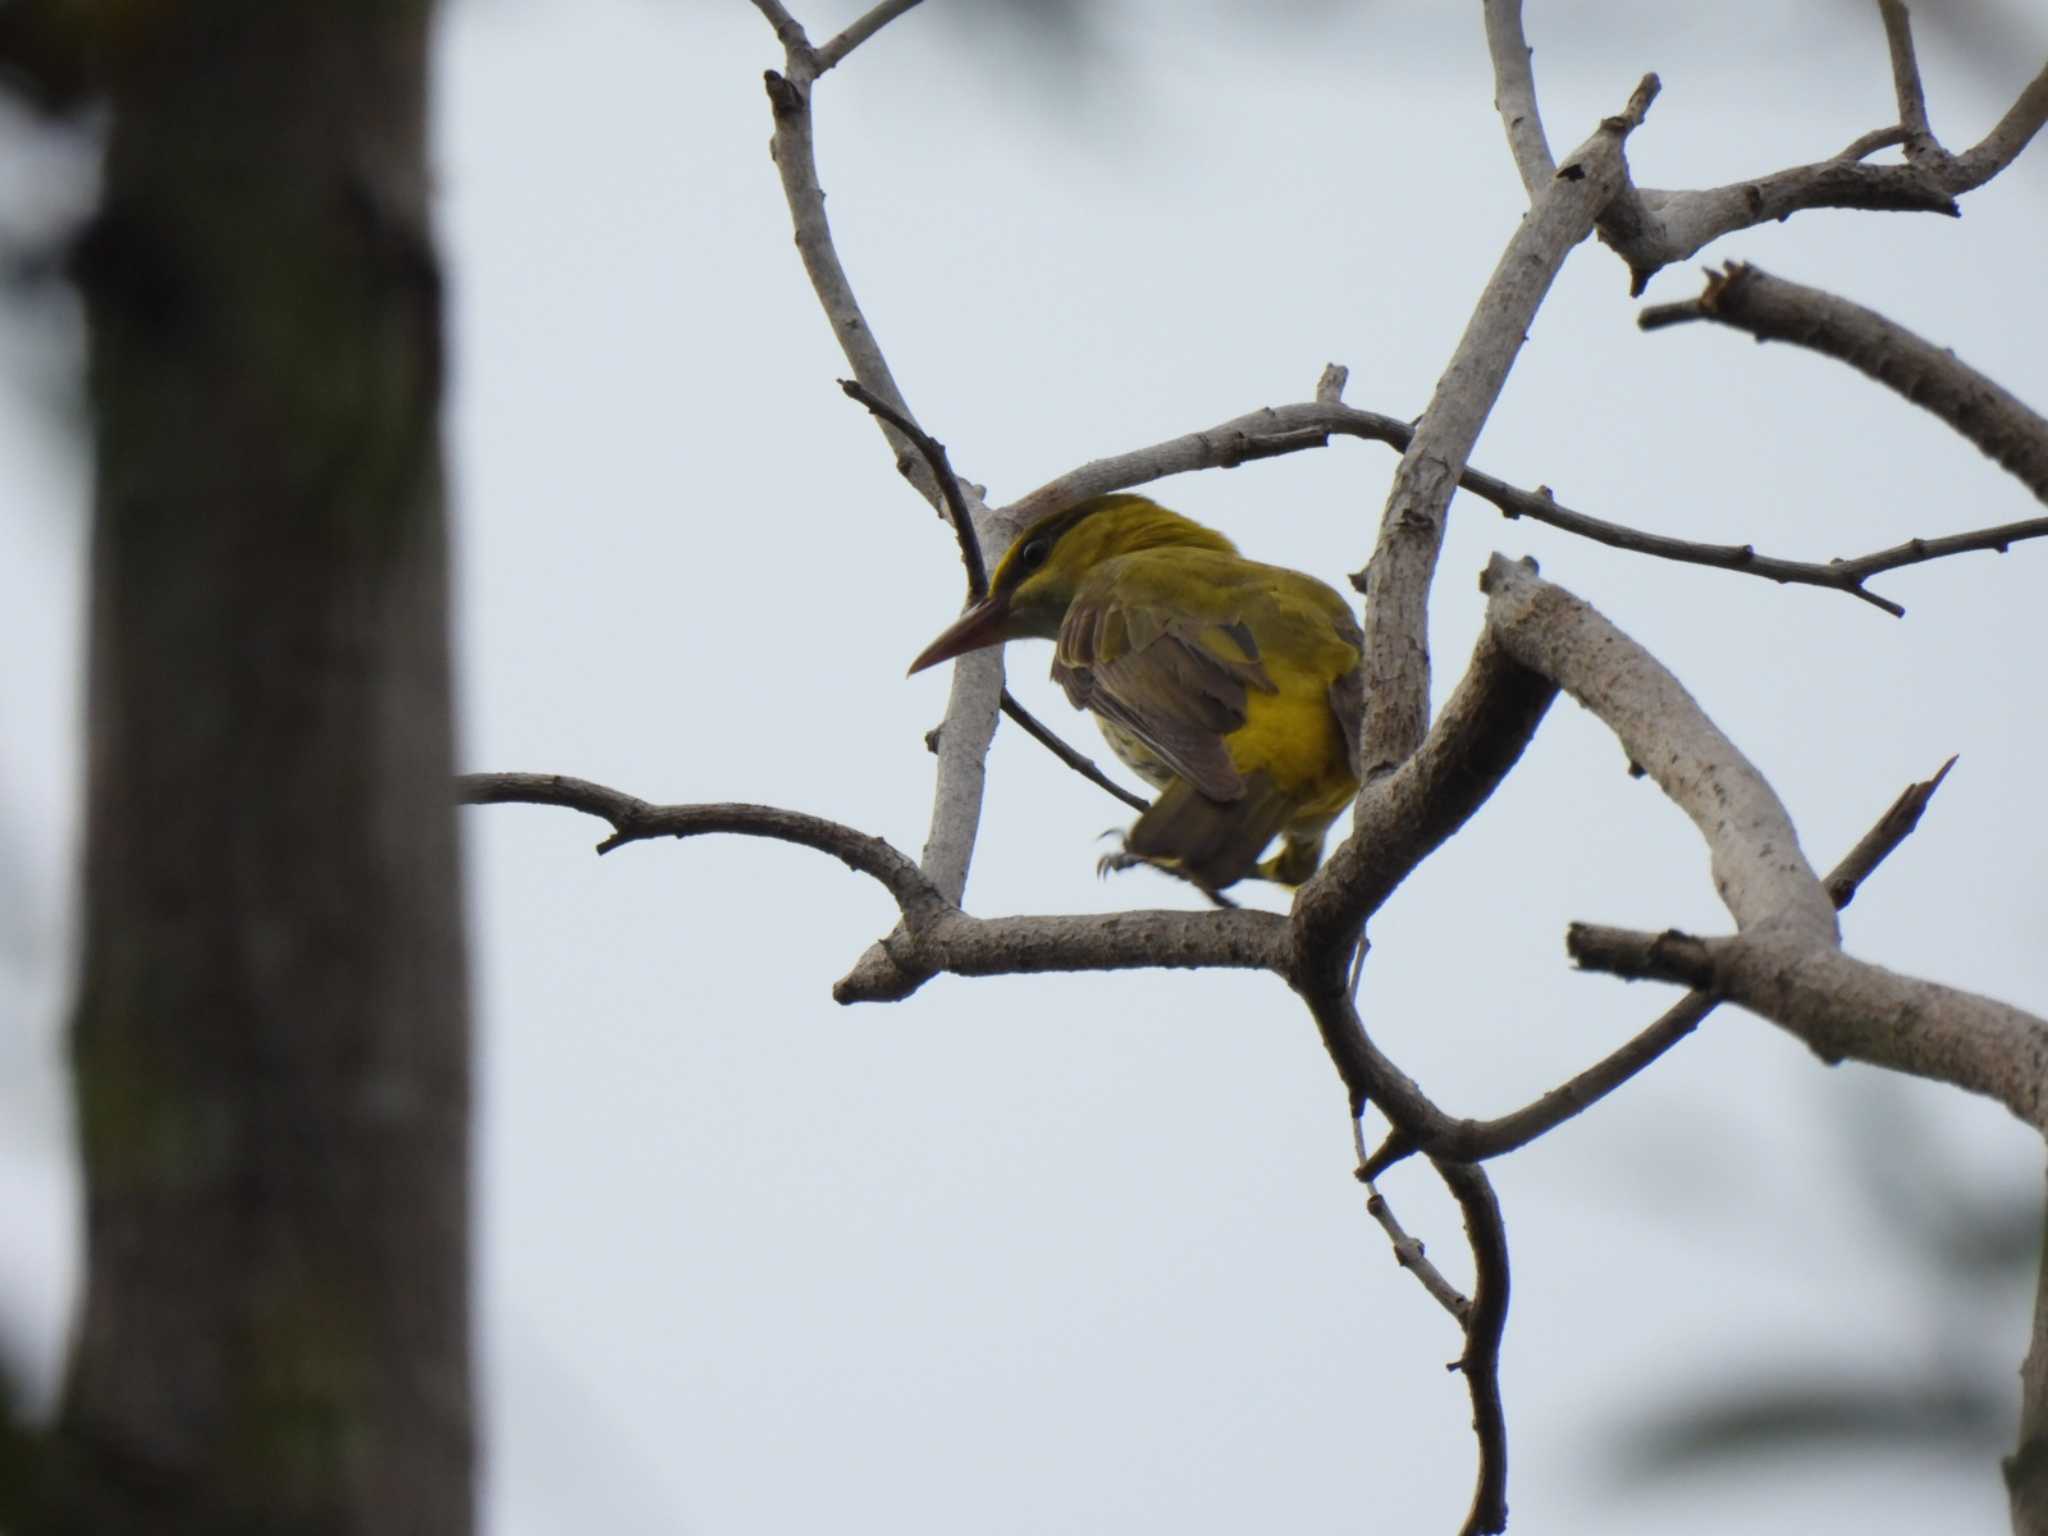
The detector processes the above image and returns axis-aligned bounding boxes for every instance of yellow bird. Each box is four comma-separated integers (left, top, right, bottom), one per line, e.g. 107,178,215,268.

908,493,1364,896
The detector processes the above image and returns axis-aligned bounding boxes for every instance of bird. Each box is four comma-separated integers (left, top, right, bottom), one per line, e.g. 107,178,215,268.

908,492,1364,898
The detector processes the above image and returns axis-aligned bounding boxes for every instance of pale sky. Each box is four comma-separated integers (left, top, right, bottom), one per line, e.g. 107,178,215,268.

5,3,2048,1532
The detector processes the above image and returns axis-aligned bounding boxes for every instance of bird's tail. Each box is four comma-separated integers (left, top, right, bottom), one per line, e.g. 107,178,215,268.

1126,774,1295,893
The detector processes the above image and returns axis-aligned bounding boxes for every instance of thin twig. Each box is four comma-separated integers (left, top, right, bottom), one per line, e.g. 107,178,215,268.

1008,395,2042,617
1835,124,1910,161
837,381,1154,815
1877,0,1937,161
455,772,941,906
840,378,985,596
1641,264,2048,511
1362,1180,1472,1322
1826,753,1955,908
999,693,1150,813
1471,473,1909,616
815,0,924,75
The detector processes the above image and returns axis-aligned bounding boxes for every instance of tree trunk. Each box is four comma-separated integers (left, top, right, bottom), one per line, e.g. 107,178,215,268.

34,3,473,1530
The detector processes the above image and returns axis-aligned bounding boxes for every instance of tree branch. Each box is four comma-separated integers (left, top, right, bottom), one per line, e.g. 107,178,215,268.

1354,75,1657,778
1361,1178,1471,1323
1439,1159,1511,1536
455,773,1287,1000
1482,0,1553,197
1007,392,2035,616
1877,0,1936,163
1466,557,2048,1132
841,377,984,595
1825,753,1954,909
1835,124,1911,162
1594,18,2046,293
1640,263,2048,509
1951,60,2048,192
1566,922,2048,1130
839,378,1146,814
1604,162,1959,294
815,0,923,75
997,692,1150,814
1295,626,1558,970
747,0,815,66
1363,754,1955,1179
456,772,946,913
1483,556,1840,939
753,2,1003,923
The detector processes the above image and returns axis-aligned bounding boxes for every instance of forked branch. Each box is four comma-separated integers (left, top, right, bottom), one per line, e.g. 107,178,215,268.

1473,557,2048,1133
1641,263,2048,509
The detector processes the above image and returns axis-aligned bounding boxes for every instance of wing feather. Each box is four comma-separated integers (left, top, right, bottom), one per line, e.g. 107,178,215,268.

1053,591,1275,804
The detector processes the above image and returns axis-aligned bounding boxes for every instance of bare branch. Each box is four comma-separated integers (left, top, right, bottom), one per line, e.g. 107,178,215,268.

1464,473,1913,616
815,0,924,75
998,692,1150,813
1640,263,2048,509
1356,1134,1509,1533
1296,627,1558,968
455,773,1287,999
838,380,1148,814
1391,992,1717,1177
1603,164,1958,293
842,378,985,596
1877,0,1936,161
1362,1181,1471,1322
1951,61,2048,192
1002,399,1415,527
456,772,945,913
1355,75,1657,778
748,0,815,65
1826,753,1954,909
1483,555,1840,939
1363,755,1956,1179
1835,124,1911,162
1482,0,1553,197
1439,1159,1511,1536
1007,395,2029,616
1599,28,2047,292
760,66,929,499
1315,362,1349,403
915,651,1003,905
753,9,1006,916
1470,559,2048,1131
1568,920,2048,1130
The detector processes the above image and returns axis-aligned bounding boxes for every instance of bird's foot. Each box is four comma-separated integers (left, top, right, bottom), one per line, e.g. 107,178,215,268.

1096,845,1237,908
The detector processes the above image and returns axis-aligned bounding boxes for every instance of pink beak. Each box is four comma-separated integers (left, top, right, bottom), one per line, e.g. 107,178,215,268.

907,595,1010,676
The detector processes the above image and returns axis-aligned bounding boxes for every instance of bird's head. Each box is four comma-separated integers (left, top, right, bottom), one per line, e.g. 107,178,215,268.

907,493,1235,674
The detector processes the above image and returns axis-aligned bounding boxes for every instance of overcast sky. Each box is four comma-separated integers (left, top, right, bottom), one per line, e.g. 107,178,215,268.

5,2,2048,1532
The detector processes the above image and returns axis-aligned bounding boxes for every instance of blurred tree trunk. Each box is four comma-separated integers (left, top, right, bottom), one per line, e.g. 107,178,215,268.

24,3,474,1531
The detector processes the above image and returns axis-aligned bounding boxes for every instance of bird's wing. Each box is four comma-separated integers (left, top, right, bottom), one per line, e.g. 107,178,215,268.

1051,590,1277,804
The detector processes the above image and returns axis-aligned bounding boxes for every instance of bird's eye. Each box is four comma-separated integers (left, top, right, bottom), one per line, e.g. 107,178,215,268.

1019,537,1051,571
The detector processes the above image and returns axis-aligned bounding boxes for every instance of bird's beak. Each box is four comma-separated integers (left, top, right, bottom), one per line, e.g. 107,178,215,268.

908,594,1010,676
